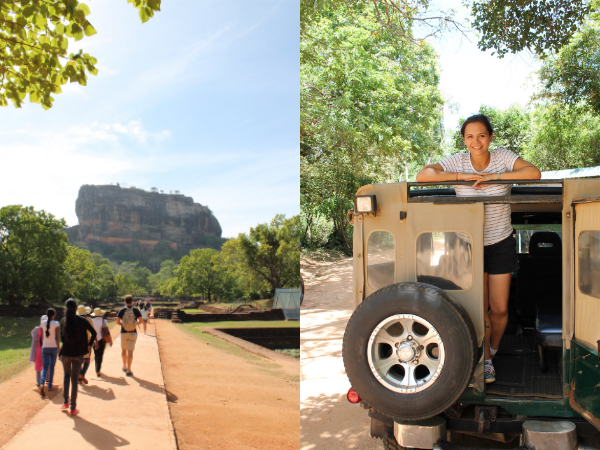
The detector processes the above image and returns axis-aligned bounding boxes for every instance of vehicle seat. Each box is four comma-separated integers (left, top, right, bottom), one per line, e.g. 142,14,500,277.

535,308,562,372
516,231,562,329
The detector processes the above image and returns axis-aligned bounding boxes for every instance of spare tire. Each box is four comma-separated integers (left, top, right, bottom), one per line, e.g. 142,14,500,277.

343,282,477,421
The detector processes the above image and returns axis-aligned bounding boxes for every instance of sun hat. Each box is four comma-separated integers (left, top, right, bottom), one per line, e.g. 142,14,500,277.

76,305,86,316
84,306,92,315
91,308,105,317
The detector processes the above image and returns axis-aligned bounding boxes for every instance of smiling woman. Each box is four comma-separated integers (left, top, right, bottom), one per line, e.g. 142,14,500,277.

416,113,541,384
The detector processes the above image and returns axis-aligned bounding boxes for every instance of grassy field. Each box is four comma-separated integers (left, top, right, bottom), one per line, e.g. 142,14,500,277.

0,317,41,384
180,309,206,313
189,320,298,329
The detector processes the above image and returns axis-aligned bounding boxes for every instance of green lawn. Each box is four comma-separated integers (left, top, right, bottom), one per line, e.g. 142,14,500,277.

180,308,206,313
189,320,298,329
0,317,41,384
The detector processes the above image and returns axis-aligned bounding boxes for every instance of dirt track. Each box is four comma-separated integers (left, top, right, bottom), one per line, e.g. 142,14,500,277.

300,256,379,450
156,320,299,450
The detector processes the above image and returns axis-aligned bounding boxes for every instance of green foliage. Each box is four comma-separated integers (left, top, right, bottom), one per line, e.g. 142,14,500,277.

0,0,161,109
63,246,117,301
448,104,531,157
148,259,176,294
522,103,600,171
301,4,443,251
469,0,589,58
174,248,240,301
536,23,600,114
0,205,68,304
223,215,301,292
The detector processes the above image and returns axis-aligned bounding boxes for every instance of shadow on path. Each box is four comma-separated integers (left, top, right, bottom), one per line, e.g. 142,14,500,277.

96,374,128,386
131,376,178,402
79,384,116,401
66,415,130,450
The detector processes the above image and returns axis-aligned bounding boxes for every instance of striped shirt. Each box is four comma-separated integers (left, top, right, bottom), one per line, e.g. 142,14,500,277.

438,148,519,246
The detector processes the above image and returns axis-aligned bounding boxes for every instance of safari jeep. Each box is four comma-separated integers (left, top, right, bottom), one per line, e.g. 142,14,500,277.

343,178,600,450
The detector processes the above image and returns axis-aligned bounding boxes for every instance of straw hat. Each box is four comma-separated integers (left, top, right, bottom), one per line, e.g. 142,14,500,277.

76,305,86,316
91,307,105,317
84,306,92,315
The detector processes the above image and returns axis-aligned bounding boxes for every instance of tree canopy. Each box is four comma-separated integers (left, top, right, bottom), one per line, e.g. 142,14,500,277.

301,3,443,250
0,205,68,304
536,23,600,114
469,0,590,58
0,0,161,109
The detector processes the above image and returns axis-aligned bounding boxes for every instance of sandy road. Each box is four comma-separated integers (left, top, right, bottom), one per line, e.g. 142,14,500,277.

300,255,380,450
156,319,300,450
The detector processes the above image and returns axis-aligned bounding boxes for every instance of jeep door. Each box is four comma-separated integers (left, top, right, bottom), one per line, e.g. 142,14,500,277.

571,198,600,430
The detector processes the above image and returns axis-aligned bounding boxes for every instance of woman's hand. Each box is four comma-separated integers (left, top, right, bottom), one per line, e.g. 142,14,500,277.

464,172,492,189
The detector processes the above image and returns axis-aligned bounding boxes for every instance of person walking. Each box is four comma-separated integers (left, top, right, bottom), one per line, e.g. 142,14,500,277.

91,307,112,377
39,308,60,395
77,305,94,385
29,325,43,388
59,299,97,416
140,304,150,334
117,295,142,377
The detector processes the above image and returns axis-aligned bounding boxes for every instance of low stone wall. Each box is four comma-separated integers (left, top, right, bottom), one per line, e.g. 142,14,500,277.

179,309,286,323
216,327,300,349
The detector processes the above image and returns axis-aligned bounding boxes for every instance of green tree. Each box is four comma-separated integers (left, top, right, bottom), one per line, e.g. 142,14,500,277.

0,0,161,109
225,215,301,292
0,205,68,304
469,0,590,58
64,245,96,300
175,248,223,301
301,4,443,250
523,103,600,171
148,259,176,294
536,24,600,114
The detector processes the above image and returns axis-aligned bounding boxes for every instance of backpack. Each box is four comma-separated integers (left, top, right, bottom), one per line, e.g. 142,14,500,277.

122,307,137,332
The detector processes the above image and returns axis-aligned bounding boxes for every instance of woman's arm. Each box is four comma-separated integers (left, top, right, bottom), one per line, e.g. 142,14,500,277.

83,317,97,346
472,158,541,188
416,163,489,183
55,326,60,352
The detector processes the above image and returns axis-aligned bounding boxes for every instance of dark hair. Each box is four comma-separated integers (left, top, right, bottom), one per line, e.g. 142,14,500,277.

460,114,494,137
125,295,133,305
45,308,55,338
64,298,78,338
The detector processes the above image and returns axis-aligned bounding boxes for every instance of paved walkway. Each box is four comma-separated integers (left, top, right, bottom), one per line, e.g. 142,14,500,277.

2,322,177,450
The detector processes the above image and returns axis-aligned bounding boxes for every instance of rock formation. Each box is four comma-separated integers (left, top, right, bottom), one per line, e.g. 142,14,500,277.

65,185,221,252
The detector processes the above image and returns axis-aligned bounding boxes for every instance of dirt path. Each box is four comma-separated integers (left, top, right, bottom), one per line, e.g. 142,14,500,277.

301,256,379,450
155,320,300,450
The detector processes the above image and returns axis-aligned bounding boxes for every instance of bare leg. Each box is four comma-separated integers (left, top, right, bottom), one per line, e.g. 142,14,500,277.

127,351,134,371
483,273,491,360
121,349,127,369
488,273,512,351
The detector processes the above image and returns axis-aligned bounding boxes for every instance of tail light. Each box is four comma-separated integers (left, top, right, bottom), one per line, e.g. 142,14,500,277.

347,387,361,404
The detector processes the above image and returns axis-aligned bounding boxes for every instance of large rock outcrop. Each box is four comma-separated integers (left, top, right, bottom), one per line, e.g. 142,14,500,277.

65,185,221,251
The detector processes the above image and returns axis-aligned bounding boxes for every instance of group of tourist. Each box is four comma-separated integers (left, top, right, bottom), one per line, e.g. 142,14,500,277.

29,295,152,415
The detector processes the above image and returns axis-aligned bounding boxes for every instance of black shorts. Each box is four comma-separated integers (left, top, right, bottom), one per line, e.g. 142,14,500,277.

484,235,519,275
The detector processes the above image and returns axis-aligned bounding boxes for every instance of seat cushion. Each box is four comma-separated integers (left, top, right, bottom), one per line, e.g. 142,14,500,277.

535,309,562,349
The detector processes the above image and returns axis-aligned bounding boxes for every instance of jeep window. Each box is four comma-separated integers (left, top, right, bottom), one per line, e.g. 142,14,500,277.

367,231,395,290
416,232,472,290
514,225,562,254
579,231,600,299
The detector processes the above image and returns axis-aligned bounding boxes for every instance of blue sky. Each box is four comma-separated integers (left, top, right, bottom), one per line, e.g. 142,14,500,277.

422,0,540,131
0,0,299,238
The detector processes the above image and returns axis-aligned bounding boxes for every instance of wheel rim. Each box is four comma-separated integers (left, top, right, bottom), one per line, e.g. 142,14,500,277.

367,314,445,393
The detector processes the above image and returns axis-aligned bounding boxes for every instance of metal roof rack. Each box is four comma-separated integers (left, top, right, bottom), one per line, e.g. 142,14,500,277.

407,179,564,204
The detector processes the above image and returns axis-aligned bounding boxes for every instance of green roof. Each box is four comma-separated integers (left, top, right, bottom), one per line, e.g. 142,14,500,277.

541,166,600,179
